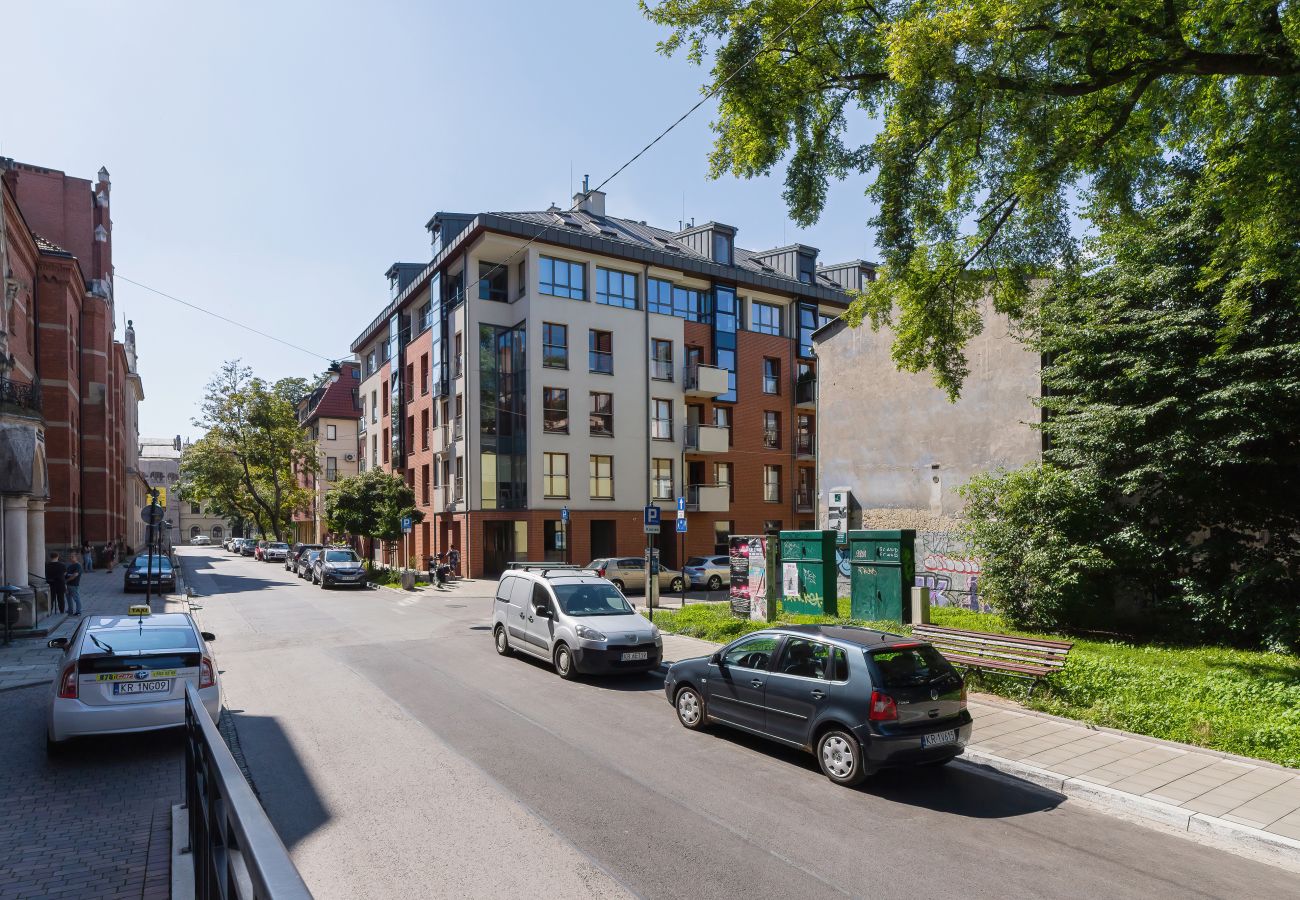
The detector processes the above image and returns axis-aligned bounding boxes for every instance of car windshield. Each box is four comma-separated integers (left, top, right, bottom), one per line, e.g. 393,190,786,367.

869,645,958,687
552,583,635,617
131,556,172,571
84,627,197,653
325,550,359,563
269,543,289,550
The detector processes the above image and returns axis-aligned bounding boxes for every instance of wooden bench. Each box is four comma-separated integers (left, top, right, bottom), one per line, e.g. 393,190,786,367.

912,624,1074,694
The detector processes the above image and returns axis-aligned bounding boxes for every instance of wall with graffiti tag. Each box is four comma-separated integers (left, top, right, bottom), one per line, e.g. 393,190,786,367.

834,529,990,613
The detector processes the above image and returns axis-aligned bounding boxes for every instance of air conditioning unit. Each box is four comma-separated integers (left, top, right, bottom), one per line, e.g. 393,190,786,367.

344,453,355,461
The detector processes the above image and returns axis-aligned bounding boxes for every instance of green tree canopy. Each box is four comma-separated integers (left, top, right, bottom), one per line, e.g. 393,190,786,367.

324,469,423,545
183,361,317,541
960,174,1300,650
642,0,1300,395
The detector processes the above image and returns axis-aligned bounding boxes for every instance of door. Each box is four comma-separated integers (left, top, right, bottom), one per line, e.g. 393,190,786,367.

764,637,834,746
707,634,781,733
590,520,617,559
525,582,556,655
483,522,514,577
498,575,527,643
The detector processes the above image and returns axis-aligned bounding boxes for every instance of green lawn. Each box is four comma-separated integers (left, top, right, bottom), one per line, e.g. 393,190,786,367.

652,601,1300,768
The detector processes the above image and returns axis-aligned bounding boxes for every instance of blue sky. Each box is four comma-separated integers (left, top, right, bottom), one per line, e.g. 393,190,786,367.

2,0,878,439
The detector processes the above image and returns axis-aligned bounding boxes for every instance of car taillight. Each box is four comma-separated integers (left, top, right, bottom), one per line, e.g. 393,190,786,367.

868,690,897,722
58,663,78,699
596,567,605,577
199,657,215,689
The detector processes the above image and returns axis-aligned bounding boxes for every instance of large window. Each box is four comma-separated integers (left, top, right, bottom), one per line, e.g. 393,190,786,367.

764,411,781,449
479,261,509,302
543,453,569,498
326,424,338,440
647,278,708,321
326,457,338,481
589,330,613,374
713,461,734,499
713,521,732,555
590,455,614,500
763,358,780,395
652,399,673,440
540,256,586,300
590,392,613,436
764,465,782,503
543,323,568,369
543,388,568,433
652,458,673,500
596,268,638,309
751,301,782,336
798,302,819,358
650,338,673,381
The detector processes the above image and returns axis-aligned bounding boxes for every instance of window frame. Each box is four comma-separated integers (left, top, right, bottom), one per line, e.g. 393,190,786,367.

543,387,569,434
542,322,568,369
589,329,613,375
539,256,586,301
478,261,509,302
543,452,570,499
763,465,782,503
751,300,783,336
651,458,673,500
762,358,780,395
595,267,639,309
589,391,614,437
589,454,614,500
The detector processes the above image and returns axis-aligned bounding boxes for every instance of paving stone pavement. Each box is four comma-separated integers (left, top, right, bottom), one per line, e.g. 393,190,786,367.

659,632,1300,853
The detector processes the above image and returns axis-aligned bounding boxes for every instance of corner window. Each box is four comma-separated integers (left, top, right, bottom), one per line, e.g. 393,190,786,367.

540,256,586,300
478,262,509,302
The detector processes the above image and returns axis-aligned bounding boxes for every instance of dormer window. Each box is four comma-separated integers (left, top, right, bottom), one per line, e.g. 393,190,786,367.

712,231,733,266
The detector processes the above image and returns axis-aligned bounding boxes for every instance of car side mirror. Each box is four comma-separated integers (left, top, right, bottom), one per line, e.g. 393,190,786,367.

201,631,216,641
533,604,550,617
47,637,68,649
709,651,722,666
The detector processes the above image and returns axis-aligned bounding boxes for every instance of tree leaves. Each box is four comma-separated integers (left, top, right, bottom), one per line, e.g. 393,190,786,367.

324,469,423,544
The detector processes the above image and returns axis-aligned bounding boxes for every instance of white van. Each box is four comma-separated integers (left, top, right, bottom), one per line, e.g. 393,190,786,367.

491,566,662,679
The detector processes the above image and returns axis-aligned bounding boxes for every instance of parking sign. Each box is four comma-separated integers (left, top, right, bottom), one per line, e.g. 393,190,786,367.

401,516,412,534
643,505,661,534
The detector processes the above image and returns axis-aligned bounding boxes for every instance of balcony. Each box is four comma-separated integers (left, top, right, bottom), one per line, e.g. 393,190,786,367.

685,424,729,454
686,484,730,513
431,376,449,398
684,363,727,397
795,432,815,458
795,375,816,408
795,488,815,513
445,477,465,510
649,358,673,381
0,377,42,417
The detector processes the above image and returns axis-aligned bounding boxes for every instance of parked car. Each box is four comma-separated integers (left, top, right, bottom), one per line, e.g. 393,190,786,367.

190,534,211,545
263,542,290,562
312,548,367,588
683,555,730,591
253,540,269,561
664,625,971,787
286,543,322,572
492,566,662,678
295,549,322,579
45,609,219,753
239,540,256,557
122,554,176,594
587,557,685,594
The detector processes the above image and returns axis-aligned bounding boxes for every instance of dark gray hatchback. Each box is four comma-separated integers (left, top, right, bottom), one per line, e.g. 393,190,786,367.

664,624,972,786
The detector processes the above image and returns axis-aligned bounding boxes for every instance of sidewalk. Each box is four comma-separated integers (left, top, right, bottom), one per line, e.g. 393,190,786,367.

659,632,1300,863
0,567,186,691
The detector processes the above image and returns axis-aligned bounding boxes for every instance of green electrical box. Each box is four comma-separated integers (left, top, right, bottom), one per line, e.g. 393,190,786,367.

847,530,916,623
778,530,838,616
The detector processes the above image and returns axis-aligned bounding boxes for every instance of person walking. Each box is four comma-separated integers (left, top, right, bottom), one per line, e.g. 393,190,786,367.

64,555,83,615
105,541,118,574
448,546,460,579
81,541,95,573
45,551,67,615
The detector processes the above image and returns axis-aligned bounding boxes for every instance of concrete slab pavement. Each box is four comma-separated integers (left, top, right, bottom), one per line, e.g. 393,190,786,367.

659,632,1300,868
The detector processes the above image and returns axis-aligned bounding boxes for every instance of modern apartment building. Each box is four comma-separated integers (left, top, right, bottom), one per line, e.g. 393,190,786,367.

292,362,362,544
350,189,868,579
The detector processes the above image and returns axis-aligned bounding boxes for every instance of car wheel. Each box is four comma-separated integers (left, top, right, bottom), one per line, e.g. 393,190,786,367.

494,625,512,656
553,644,578,680
669,577,685,593
707,575,722,591
675,685,707,730
817,729,867,787
320,579,329,590
611,579,625,592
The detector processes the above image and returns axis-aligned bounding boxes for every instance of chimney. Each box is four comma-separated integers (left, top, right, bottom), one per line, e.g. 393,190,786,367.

573,175,606,217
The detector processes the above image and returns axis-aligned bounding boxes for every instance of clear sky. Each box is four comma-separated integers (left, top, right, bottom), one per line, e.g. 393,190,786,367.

2,0,878,440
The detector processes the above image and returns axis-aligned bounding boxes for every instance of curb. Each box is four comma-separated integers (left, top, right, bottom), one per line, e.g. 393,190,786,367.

961,748,1300,866
171,804,194,900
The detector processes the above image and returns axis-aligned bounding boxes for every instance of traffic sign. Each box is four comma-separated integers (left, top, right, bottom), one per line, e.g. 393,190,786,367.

401,516,412,534
643,505,661,534
676,496,685,514
561,506,569,523
140,504,164,526
676,517,687,533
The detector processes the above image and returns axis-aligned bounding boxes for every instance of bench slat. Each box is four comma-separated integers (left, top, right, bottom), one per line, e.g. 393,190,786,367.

914,624,1073,651
915,633,1067,660
938,653,1054,677
924,643,1068,669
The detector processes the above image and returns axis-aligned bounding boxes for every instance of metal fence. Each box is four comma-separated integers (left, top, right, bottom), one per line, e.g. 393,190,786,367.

184,683,313,899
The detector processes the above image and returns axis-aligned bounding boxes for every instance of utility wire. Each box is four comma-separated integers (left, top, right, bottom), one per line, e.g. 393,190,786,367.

116,274,336,362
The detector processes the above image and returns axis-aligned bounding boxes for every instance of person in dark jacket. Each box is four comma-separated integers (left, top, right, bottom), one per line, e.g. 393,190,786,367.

45,552,67,614
64,557,83,615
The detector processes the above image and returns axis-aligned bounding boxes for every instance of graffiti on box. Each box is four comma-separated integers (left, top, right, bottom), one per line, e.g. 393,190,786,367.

833,531,990,613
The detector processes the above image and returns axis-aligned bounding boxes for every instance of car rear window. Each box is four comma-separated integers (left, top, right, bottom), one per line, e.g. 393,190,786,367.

685,557,708,567
82,627,198,654
869,644,957,687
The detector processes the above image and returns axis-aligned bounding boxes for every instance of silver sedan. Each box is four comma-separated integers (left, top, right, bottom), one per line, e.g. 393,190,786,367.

45,611,221,752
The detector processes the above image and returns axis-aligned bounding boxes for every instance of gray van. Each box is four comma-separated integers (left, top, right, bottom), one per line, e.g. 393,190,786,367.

492,567,662,678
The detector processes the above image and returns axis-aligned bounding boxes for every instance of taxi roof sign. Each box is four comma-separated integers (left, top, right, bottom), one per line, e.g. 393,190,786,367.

128,605,152,617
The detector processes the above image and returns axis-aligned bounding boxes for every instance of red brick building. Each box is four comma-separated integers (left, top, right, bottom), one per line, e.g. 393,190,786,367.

0,158,141,620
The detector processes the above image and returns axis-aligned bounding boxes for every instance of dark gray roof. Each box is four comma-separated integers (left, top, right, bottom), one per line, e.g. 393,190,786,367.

31,233,72,257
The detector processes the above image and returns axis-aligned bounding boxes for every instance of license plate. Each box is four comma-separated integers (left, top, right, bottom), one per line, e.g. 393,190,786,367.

621,651,649,662
922,729,957,748
113,680,171,695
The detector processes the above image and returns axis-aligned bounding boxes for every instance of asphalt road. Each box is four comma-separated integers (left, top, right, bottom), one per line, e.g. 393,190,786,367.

175,547,1297,900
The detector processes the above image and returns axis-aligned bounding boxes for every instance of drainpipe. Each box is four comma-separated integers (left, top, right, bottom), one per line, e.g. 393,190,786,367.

78,300,86,549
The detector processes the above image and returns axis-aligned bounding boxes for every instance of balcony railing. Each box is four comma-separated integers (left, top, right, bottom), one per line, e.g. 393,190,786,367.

0,377,41,415
589,350,613,375
796,375,816,406
685,424,729,453
683,363,727,396
795,488,814,512
452,356,463,379
650,358,673,381
795,432,814,456
452,417,463,442
445,477,464,510
686,483,730,513
763,428,780,449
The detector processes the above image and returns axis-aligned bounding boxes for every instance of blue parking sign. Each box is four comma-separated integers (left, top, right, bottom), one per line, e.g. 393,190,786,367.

401,516,412,534
561,506,569,523
644,505,660,526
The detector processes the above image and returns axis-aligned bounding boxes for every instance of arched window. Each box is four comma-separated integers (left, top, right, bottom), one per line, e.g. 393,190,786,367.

211,525,224,540
190,526,200,539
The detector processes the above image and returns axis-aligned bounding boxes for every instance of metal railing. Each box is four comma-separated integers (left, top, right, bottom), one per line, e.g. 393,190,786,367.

589,350,613,374
184,683,313,899
0,377,42,413
763,428,780,449
452,356,463,379
795,488,814,512
452,417,463,442
795,432,814,455
796,376,816,405
649,358,673,381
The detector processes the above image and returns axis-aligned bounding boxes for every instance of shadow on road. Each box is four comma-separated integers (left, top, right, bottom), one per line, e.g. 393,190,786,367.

225,712,331,849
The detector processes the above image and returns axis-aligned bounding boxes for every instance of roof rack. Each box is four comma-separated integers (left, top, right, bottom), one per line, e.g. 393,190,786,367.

504,562,601,578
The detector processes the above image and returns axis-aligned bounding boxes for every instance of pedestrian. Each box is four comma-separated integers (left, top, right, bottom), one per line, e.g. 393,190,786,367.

64,555,83,615
82,540,95,573
45,551,67,615
105,541,118,574
448,546,460,579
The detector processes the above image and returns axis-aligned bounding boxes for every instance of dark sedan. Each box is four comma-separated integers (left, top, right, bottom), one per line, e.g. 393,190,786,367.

294,549,321,579
664,625,971,786
122,554,176,594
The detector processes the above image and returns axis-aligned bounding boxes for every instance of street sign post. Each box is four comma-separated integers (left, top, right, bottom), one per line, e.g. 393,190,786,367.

561,507,570,564
676,511,687,607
